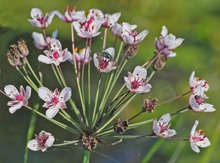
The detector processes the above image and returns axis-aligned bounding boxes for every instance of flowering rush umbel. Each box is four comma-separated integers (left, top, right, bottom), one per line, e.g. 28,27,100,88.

1,5,216,163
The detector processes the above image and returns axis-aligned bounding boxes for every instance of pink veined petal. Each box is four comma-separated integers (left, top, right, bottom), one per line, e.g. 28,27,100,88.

38,87,52,102
59,87,72,102
4,85,19,99
46,106,60,118
38,55,54,64
62,50,72,62
9,103,23,114
27,139,39,151
7,100,20,106
190,142,200,153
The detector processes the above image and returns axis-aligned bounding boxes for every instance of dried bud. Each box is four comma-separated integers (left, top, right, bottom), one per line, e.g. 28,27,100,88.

124,44,139,59
82,134,98,150
6,40,29,67
18,39,29,57
6,44,24,67
142,97,158,113
114,118,129,134
152,55,167,71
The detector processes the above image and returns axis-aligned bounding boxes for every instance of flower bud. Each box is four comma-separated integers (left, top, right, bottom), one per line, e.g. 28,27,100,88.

6,44,24,67
152,55,167,71
82,134,98,150
18,39,29,57
142,97,158,113
114,118,129,134
6,40,29,67
124,44,139,59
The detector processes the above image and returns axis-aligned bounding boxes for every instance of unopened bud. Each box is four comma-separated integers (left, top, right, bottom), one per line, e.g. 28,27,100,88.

152,55,167,71
6,39,29,67
6,44,24,67
142,97,158,113
18,39,29,57
114,118,129,134
82,134,98,150
124,44,139,59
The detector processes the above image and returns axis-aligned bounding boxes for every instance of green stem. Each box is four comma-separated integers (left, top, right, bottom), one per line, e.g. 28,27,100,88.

16,67,38,92
25,106,80,135
92,73,102,125
24,58,43,87
82,150,91,163
24,102,39,163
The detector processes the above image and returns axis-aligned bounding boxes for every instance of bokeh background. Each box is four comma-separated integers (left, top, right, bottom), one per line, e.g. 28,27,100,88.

0,0,220,162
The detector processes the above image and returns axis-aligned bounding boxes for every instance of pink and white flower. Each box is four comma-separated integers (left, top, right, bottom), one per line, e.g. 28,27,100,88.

27,130,55,152
102,12,121,28
124,66,152,93
87,8,104,20
93,47,116,73
152,113,177,138
111,23,123,37
68,47,91,65
189,120,211,153
38,87,72,118
28,8,56,28
155,26,184,57
4,85,31,114
189,89,215,112
38,38,71,66
73,18,102,38
121,22,148,45
55,6,86,23
189,71,209,95
32,30,57,50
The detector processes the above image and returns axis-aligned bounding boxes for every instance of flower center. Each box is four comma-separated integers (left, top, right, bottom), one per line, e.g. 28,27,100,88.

15,95,23,101
195,95,204,105
99,60,109,70
159,122,168,132
52,96,59,105
53,51,60,59
131,78,141,89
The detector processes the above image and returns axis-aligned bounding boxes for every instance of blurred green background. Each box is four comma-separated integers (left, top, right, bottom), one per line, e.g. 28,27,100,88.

0,0,220,162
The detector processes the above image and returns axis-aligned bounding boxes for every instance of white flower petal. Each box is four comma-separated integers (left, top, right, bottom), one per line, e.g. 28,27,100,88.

38,55,54,64
27,139,39,151
44,135,55,148
46,106,60,118
59,87,72,102
190,142,200,153
4,85,19,99
195,137,211,148
38,87,52,102
9,103,23,114
161,26,168,37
